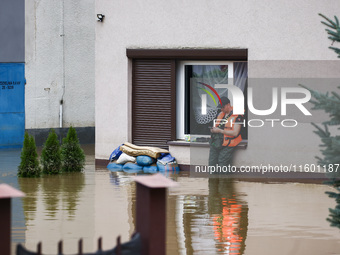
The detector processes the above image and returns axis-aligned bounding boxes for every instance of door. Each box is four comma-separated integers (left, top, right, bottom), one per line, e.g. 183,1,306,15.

0,63,25,148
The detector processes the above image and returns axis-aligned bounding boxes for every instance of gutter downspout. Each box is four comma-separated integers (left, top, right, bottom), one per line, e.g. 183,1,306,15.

60,0,65,128
59,100,63,128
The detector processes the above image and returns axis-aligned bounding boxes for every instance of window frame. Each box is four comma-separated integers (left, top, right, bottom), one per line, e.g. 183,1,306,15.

176,61,235,140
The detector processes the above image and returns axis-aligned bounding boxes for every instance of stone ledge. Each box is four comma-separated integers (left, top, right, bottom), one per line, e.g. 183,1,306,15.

167,140,248,149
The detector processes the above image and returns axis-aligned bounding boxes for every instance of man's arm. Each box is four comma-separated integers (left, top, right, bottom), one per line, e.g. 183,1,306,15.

210,124,241,137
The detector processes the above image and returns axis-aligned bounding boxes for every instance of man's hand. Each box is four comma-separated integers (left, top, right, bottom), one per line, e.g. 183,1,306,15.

210,127,222,134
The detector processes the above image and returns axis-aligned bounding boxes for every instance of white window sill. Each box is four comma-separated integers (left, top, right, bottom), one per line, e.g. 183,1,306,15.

167,140,248,149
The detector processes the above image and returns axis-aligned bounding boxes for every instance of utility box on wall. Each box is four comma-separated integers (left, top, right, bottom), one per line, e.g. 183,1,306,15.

0,64,25,148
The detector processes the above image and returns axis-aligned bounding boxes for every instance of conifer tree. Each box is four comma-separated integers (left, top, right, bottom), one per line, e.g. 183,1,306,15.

303,14,340,229
18,132,41,177
61,126,85,172
40,129,62,174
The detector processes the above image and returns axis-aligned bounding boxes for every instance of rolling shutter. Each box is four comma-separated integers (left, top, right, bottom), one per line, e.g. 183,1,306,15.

132,59,176,149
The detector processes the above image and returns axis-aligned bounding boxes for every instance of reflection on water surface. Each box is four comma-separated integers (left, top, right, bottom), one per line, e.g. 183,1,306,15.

0,145,339,254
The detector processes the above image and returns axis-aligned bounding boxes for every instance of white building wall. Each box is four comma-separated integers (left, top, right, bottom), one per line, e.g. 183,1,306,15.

25,0,95,129
95,0,340,165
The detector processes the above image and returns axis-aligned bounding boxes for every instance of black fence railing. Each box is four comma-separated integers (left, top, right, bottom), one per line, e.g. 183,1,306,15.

16,233,141,255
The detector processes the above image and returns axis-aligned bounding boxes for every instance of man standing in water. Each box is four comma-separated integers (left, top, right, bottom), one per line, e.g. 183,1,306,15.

209,97,243,168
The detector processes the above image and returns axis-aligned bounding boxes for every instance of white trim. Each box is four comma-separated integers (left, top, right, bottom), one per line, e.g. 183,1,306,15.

176,61,234,140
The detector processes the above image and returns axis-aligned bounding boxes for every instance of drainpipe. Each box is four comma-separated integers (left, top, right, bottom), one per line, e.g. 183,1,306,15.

59,100,63,128
60,0,65,128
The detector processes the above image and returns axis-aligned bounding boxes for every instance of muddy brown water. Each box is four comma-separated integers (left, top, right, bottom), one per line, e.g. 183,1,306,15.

1,145,339,255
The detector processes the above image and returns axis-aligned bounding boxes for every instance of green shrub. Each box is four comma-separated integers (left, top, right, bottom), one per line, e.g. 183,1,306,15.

61,127,85,172
303,14,340,229
40,129,62,175
18,132,41,177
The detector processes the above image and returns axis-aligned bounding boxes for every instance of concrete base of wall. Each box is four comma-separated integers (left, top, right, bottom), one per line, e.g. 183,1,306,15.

95,158,110,167
26,127,95,146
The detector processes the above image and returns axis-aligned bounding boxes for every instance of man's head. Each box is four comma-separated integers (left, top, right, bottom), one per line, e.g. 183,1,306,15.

218,97,232,113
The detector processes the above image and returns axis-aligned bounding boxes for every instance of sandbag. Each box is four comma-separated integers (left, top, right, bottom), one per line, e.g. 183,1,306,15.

109,144,123,161
157,161,180,172
157,153,175,164
116,152,136,164
107,162,123,171
136,155,154,166
120,142,169,159
143,164,158,173
123,163,143,173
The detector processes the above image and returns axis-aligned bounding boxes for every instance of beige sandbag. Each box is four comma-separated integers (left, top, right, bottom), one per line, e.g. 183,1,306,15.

120,142,169,159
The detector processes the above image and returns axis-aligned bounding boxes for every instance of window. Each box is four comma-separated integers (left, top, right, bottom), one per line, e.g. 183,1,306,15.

127,49,248,148
177,61,248,141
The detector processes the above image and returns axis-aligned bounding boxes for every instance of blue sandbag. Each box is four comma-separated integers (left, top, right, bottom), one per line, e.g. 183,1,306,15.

143,164,158,173
157,153,175,164
109,144,123,161
136,155,154,166
123,163,143,173
107,162,123,172
157,161,180,172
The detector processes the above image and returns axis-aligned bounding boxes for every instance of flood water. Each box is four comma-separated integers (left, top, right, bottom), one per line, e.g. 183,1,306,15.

1,145,340,255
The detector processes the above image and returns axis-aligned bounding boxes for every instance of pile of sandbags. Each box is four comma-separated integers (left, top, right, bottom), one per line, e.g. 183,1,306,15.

107,142,179,173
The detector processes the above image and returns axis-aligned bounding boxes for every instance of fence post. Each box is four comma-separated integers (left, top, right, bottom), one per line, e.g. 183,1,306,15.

0,184,25,255
133,173,177,255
